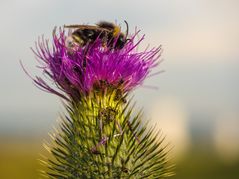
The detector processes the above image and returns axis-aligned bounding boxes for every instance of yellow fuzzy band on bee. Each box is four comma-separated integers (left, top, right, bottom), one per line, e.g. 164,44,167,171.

113,26,121,36
72,34,83,44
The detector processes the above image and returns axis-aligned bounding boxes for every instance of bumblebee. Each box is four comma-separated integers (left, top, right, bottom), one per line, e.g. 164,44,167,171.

64,21,129,49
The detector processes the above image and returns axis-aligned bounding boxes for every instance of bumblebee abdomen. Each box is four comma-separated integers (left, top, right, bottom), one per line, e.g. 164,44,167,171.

66,21,128,49
72,29,100,45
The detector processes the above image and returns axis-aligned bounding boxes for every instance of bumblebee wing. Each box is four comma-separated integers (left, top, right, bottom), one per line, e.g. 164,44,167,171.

64,25,111,32
64,24,94,28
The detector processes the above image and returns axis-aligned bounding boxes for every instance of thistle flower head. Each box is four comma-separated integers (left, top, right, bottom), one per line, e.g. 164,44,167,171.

32,28,161,101
27,25,173,178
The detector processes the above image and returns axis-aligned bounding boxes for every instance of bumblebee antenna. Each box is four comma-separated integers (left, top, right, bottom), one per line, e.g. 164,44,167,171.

124,20,129,38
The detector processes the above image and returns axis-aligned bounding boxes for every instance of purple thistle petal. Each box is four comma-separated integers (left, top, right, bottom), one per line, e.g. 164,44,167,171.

30,27,162,101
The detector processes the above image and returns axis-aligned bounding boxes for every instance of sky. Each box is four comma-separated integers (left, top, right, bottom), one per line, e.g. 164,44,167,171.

0,0,238,159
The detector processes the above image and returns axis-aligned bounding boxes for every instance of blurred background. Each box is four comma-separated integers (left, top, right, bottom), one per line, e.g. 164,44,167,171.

0,0,238,178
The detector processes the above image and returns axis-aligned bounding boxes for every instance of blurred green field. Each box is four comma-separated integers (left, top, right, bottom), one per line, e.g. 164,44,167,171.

0,137,46,179
171,150,239,179
0,137,239,179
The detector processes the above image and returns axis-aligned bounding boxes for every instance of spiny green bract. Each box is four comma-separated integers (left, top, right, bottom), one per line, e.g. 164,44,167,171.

40,91,173,178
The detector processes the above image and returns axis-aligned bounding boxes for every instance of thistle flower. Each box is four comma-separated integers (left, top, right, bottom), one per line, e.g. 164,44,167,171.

32,28,161,102
25,25,173,178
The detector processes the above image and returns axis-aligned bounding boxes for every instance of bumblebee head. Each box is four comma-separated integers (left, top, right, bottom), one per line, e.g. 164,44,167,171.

114,21,129,49
114,33,126,49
